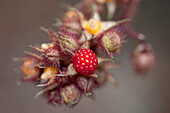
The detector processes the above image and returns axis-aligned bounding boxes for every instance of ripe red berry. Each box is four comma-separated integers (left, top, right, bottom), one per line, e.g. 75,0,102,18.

72,48,98,76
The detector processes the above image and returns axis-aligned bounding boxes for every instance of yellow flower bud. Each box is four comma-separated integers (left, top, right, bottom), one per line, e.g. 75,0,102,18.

85,19,101,35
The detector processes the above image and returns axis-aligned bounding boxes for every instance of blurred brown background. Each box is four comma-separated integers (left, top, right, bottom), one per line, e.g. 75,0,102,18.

0,0,170,113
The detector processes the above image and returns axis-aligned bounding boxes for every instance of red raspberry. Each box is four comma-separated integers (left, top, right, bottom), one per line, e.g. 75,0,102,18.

72,48,98,76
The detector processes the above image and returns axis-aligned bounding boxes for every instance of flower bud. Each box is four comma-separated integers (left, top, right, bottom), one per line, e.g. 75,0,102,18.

76,76,95,95
48,90,64,105
64,10,80,22
42,46,60,67
60,10,82,35
60,35,80,52
61,84,80,105
132,44,155,74
101,31,122,54
21,58,40,80
84,19,102,35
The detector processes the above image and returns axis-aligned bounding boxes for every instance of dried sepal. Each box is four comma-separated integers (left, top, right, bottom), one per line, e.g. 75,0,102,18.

54,63,77,77
106,0,117,19
88,73,98,78
29,45,45,53
48,90,64,105
24,51,43,61
35,83,59,98
36,67,58,87
97,57,113,64
80,40,90,49
41,67,57,80
76,76,95,96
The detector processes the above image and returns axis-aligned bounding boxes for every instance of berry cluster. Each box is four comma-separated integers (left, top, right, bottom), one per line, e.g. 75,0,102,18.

16,0,155,107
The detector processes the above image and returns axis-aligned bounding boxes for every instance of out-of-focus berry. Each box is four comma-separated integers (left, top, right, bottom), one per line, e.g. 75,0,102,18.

132,44,155,74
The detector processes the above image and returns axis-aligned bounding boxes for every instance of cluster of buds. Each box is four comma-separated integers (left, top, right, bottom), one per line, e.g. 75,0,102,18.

16,0,155,106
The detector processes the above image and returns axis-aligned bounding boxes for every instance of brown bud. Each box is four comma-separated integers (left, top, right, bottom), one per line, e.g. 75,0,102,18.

48,90,64,105
76,76,95,96
132,44,155,74
61,84,80,105
64,10,80,22
21,58,40,80
41,46,60,67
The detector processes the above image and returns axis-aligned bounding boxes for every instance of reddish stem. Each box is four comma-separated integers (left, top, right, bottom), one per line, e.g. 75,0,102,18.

121,0,146,43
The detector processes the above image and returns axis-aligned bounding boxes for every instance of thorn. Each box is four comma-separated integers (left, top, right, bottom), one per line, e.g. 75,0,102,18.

36,84,47,87
29,45,45,53
24,51,43,60
35,83,58,99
